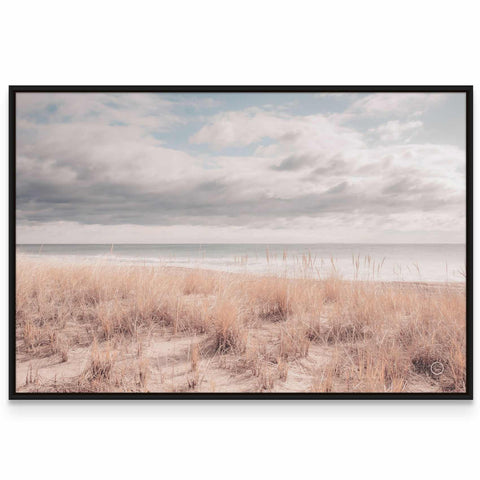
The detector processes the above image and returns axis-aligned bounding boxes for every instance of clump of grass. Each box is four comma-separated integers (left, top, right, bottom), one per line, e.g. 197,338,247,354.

183,269,216,295
136,358,149,389
186,374,199,391
97,302,137,339
309,350,347,393
394,288,466,391
60,345,69,363
323,284,385,343
324,318,364,344
25,365,40,387
310,368,335,393
84,339,115,382
256,365,275,391
190,343,200,372
278,321,310,360
342,342,410,392
303,314,327,342
22,321,40,352
277,358,289,381
175,297,210,334
185,343,201,390
249,276,291,321
233,339,279,379
322,274,343,304
235,341,265,376
207,298,246,354
51,333,70,362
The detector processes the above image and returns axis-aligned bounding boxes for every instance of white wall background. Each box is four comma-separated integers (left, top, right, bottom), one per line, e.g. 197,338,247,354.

1,1,478,479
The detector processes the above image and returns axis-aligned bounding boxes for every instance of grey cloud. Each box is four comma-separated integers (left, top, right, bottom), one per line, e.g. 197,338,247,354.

16,169,462,228
382,177,415,195
278,131,300,143
381,176,446,197
16,127,463,231
270,154,318,171
326,182,349,194
311,155,349,176
355,156,392,175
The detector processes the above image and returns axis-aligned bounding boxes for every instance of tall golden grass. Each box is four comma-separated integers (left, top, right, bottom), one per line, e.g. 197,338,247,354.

16,256,466,393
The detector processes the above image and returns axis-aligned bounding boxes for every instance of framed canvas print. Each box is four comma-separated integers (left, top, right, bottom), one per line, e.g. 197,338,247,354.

9,86,473,399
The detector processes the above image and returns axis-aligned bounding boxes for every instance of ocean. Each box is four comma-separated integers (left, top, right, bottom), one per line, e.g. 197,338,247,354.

16,243,466,283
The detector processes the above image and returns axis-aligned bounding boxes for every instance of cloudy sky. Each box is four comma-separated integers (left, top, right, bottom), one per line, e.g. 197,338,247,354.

16,91,466,244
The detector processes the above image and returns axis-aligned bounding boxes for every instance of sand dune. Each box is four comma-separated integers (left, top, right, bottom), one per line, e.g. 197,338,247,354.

15,257,466,394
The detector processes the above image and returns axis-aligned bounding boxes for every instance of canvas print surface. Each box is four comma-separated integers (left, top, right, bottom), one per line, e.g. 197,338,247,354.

14,90,468,395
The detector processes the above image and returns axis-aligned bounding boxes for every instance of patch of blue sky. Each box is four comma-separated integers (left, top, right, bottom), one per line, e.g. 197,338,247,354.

24,110,54,124
150,119,201,149
46,103,58,113
21,101,61,124
164,92,359,117
103,100,122,109
414,93,466,148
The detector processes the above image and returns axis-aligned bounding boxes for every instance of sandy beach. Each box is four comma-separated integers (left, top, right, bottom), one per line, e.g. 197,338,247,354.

15,256,466,394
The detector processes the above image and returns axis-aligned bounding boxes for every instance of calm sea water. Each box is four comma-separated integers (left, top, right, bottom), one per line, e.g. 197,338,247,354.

16,243,466,283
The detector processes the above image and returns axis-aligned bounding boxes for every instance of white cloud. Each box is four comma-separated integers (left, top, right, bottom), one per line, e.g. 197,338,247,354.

348,93,446,116
189,109,289,148
190,110,365,157
368,120,423,142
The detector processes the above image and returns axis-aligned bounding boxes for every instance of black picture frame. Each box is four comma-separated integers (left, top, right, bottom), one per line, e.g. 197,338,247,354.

9,85,473,400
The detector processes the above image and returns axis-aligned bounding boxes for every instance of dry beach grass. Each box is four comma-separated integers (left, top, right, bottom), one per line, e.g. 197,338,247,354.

15,256,466,393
